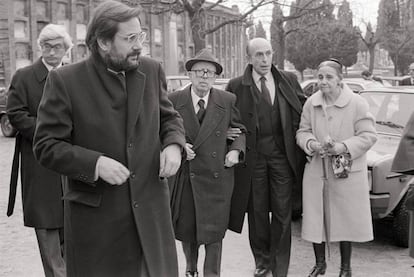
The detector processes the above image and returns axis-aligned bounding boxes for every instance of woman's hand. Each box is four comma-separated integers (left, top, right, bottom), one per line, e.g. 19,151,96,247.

185,143,196,160
325,142,348,156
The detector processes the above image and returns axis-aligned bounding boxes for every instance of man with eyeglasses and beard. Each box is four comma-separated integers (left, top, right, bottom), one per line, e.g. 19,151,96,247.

168,49,246,277
6,23,72,277
33,1,186,276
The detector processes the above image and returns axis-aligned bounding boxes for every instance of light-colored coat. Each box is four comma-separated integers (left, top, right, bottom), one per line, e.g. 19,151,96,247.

296,85,377,243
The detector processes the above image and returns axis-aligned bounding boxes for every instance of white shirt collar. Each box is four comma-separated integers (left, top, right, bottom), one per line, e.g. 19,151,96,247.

41,58,62,72
191,86,210,113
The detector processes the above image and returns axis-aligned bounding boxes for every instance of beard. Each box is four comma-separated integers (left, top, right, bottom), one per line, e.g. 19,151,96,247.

104,49,141,72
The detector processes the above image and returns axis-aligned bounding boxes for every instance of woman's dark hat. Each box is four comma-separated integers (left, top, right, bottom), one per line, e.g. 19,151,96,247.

185,48,223,75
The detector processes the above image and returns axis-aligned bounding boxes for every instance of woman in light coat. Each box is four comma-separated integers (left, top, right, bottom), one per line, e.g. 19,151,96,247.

296,59,377,277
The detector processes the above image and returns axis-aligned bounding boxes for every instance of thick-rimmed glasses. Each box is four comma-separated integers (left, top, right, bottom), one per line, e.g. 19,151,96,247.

191,69,216,78
118,31,146,44
41,43,65,52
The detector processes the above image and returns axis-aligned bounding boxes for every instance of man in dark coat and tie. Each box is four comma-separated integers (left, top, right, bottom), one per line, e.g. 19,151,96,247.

168,49,246,277
6,23,72,277
401,63,414,85
225,38,306,277
33,1,186,276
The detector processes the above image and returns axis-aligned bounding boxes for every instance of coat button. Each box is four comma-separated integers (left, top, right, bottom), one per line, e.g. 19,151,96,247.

130,173,136,179
128,143,133,148
246,146,251,152
213,172,219,178
215,131,221,136
211,152,217,158
133,201,138,208
190,173,195,178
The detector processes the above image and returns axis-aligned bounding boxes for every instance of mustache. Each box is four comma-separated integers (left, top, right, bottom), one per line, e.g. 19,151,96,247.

127,50,141,57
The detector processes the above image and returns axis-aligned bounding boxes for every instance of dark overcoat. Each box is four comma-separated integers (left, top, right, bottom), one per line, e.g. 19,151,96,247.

168,87,246,243
33,55,186,277
6,58,63,228
392,111,414,175
225,64,307,233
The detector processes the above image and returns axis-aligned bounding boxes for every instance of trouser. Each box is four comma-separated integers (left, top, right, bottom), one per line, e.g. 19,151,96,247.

35,228,66,277
248,150,293,277
182,241,223,277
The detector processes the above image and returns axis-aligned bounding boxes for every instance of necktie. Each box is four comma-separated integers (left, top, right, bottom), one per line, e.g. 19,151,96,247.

260,76,272,104
197,99,206,123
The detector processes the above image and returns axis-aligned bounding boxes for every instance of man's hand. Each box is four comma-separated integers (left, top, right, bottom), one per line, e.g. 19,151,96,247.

185,143,196,161
226,127,242,141
96,156,130,185
224,150,240,167
160,144,182,178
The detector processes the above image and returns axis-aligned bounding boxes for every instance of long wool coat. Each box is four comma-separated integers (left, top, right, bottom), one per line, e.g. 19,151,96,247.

6,58,63,228
33,55,186,277
296,85,377,243
225,64,307,233
168,87,246,244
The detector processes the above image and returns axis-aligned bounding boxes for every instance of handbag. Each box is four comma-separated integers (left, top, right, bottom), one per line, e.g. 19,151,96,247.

331,153,352,178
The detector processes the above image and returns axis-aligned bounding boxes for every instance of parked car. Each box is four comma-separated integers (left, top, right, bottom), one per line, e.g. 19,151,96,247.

166,75,190,94
360,86,414,247
381,76,411,86
301,78,390,97
0,86,17,137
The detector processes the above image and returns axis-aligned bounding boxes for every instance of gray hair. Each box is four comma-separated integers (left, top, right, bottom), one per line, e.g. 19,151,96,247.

37,24,73,50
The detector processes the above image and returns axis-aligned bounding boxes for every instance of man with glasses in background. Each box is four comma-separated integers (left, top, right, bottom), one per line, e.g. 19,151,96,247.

225,38,306,277
33,1,186,276
401,63,414,85
6,23,72,277
168,49,245,277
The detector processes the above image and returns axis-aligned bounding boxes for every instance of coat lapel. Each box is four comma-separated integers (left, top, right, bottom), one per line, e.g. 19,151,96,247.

272,67,302,115
33,58,49,84
126,69,146,140
174,87,199,144
193,89,225,149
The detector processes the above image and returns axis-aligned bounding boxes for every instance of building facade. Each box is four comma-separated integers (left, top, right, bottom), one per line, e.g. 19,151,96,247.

0,0,247,88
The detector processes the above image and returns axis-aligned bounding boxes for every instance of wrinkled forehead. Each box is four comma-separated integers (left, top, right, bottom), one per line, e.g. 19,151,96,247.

249,40,272,55
42,37,65,45
318,65,340,77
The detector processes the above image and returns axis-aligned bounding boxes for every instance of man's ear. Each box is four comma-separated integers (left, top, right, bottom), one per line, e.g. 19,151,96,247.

97,37,110,52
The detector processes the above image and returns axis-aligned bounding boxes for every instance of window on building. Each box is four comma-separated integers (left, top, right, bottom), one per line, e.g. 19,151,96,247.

36,0,49,20
14,21,28,39
57,2,69,21
14,0,28,17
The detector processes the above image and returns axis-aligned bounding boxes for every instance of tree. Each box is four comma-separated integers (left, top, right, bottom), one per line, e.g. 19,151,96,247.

377,0,414,75
270,0,332,69
255,20,267,39
357,22,380,72
142,0,276,53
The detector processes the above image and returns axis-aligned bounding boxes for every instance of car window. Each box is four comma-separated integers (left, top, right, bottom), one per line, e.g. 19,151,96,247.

361,92,414,135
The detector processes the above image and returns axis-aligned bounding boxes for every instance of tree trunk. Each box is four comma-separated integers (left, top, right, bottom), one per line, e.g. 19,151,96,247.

368,46,375,73
276,30,285,69
190,14,206,54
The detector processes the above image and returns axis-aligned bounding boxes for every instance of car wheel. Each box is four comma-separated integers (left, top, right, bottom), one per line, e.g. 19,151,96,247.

0,115,17,137
392,192,410,248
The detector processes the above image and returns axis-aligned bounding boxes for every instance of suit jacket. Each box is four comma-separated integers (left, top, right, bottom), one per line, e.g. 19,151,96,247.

168,86,246,243
33,55,186,277
6,58,63,228
225,64,307,233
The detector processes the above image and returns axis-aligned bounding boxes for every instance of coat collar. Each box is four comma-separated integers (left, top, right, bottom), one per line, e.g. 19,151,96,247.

33,58,49,83
310,84,354,108
88,55,146,140
240,64,302,115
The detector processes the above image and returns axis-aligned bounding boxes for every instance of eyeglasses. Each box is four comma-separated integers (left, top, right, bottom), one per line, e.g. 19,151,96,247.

41,43,65,52
191,69,216,78
253,50,273,59
118,31,147,44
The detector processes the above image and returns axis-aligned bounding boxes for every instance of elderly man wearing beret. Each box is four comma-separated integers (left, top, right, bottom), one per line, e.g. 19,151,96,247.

168,49,246,277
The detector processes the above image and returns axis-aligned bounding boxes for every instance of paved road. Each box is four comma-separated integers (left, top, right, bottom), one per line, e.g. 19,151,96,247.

0,135,413,276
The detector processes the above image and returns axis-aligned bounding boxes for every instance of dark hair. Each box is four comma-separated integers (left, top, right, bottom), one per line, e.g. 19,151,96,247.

318,58,343,76
85,1,141,57
361,70,372,77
